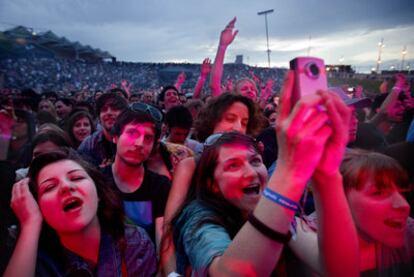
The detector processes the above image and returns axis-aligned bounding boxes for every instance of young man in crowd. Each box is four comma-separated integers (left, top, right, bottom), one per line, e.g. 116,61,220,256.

102,108,171,252
163,105,203,156
157,86,180,112
78,92,128,167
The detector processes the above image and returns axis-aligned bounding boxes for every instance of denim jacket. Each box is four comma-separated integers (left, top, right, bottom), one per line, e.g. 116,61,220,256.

36,224,156,276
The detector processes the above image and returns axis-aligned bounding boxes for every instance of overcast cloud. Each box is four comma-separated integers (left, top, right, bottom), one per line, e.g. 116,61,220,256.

1,0,413,72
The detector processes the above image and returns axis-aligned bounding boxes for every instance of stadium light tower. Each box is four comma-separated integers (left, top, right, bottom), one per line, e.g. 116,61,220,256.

401,46,407,71
257,9,274,68
375,38,384,73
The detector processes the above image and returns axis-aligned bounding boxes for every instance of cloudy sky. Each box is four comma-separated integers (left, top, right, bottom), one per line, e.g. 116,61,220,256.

1,0,413,72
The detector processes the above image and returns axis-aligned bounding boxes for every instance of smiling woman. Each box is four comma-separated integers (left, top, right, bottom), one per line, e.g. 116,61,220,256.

170,129,359,276
66,111,96,148
4,149,156,277
340,149,414,275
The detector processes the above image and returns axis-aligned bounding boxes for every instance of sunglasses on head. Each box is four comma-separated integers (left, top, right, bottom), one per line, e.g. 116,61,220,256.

204,133,225,147
203,132,257,147
129,102,164,124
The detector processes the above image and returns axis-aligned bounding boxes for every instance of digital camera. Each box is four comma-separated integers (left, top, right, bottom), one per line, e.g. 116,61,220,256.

289,57,327,105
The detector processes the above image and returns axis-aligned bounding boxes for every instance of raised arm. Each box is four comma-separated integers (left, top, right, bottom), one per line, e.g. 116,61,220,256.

209,17,238,97
258,78,274,109
4,178,43,277
369,73,406,134
160,157,197,276
174,72,186,92
289,91,359,277
208,71,333,276
193,58,211,99
121,79,132,99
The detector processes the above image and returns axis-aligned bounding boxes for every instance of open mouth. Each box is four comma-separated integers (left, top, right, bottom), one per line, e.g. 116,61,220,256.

384,219,406,230
242,184,261,195
63,197,83,213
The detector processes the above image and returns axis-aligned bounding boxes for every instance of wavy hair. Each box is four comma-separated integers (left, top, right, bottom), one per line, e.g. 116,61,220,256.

194,93,262,142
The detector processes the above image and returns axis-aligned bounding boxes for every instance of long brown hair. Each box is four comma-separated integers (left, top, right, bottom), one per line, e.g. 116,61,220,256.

28,148,126,261
173,132,260,238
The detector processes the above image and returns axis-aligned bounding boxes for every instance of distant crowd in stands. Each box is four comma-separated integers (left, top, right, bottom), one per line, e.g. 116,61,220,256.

0,16,413,277
0,57,283,96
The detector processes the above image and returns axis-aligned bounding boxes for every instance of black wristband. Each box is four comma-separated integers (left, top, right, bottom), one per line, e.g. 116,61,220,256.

247,213,292,243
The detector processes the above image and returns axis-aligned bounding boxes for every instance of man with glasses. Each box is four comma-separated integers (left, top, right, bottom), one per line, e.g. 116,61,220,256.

102,107,171,253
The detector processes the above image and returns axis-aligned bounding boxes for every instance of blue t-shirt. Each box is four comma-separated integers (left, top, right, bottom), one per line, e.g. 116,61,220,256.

174,200,231,276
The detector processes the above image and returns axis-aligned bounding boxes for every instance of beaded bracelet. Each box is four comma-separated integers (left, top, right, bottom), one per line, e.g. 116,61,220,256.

263,187,300,213
247,213,292,243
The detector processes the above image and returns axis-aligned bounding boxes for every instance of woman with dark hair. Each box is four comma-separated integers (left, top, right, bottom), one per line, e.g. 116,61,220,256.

171,127,357,275
194,93,263,142
8,109,36,169
161,71,359,276
66,111,96,148
5,149,156,276
15,124,73,181
340,150,413,275
162,93,263,236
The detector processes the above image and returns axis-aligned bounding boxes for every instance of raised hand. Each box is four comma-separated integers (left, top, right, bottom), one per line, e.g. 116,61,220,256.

250,70,261,86
121,79,131,90
210,17,238,96
225,78,233,92
260,79,274,101
394,73,407,88
275,71,332,191
121,79,132,98
11,178,43,227
314,91,351,178
200,58,212,77
219,17,238,48
176,72,186,84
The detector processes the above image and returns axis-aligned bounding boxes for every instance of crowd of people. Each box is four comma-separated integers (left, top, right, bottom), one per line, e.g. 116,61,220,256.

0,17,414,277
0,57,284,97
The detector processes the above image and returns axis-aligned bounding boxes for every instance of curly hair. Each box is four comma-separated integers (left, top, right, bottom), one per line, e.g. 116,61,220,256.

194,93,263,142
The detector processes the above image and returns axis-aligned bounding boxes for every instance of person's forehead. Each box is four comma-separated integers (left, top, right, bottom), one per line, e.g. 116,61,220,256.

224,102,249,114
124,122,155,133
240,80,255,88
101,101,121,110
217,144,256,161
38,160,85,179
166,89,177,95
76,116,89,123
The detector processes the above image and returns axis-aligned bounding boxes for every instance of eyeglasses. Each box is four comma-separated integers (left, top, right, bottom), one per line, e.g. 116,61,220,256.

129,102,164,124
